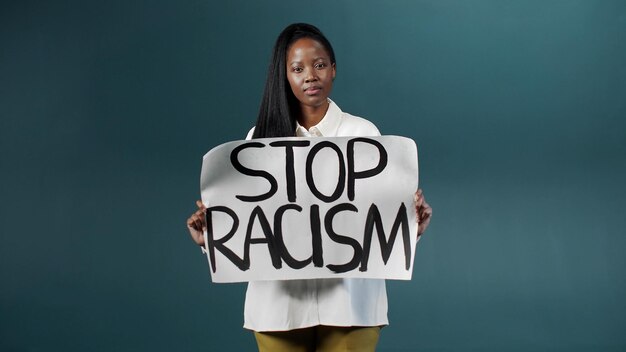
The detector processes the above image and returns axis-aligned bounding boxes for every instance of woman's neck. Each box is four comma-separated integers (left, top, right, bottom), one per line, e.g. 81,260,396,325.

297,100,330,130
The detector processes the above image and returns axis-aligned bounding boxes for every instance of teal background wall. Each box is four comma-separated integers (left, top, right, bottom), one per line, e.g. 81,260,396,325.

1,1,625,351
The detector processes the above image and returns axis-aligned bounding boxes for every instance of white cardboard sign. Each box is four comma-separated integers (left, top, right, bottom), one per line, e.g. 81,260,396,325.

200,136,418,283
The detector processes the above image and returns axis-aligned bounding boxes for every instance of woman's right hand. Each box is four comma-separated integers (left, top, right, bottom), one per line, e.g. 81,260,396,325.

186,200,207,246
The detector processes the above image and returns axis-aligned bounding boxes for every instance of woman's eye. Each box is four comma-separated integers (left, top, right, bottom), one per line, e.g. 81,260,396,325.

292,67,303,73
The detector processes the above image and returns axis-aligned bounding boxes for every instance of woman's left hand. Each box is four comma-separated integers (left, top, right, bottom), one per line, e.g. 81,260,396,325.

415,189,432,236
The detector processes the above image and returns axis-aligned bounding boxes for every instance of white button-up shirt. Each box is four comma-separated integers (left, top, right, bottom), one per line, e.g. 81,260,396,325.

242,99,389,332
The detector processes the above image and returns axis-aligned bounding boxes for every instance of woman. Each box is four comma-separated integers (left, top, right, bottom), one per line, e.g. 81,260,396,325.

187,23,432,352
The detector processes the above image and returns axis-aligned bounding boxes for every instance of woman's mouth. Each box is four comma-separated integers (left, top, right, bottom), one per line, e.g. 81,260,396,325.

304,86,321,95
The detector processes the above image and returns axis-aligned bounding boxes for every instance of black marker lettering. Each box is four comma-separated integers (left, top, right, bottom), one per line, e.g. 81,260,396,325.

324,203,362,273
205,206,244,272
347,138,388,201
305,141,346,203
360,202,411,271
244,206,282,269
269,140,310,202
231,142,278,202
310,204,324,267
273,204,312,269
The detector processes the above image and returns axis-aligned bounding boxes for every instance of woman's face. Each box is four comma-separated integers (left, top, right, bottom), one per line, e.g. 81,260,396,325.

286,37,336,109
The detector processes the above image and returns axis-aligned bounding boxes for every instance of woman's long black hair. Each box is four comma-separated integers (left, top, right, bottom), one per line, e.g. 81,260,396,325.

252,23,336,138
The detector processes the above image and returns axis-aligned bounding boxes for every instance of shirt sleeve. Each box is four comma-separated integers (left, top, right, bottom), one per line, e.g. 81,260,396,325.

245,127,255,140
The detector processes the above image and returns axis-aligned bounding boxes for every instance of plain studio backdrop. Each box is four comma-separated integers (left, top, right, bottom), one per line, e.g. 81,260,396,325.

1,1,625,351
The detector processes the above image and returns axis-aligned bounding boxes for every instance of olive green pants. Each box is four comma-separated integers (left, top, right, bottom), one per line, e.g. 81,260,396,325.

254,325,381,352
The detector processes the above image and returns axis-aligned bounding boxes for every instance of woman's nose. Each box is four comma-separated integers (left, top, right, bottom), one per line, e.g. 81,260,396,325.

304,68,318,83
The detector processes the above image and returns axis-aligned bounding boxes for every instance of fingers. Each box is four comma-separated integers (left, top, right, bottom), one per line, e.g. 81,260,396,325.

192,200,207,230
187,200,207,246
188,208,205,231
414,189,424,220
414,189,432,236
418,216,431,235
419,200,432,228
414,189,424,208
419,200,432,221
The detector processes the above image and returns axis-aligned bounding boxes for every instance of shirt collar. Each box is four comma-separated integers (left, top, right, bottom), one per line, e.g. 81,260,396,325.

295,98,342,137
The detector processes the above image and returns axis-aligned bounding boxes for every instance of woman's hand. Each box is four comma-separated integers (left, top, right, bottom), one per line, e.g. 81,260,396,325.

415,189,432,236
186,200,207,246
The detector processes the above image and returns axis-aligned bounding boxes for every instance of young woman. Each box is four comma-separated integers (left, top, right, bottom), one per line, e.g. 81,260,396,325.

187,23,432,352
